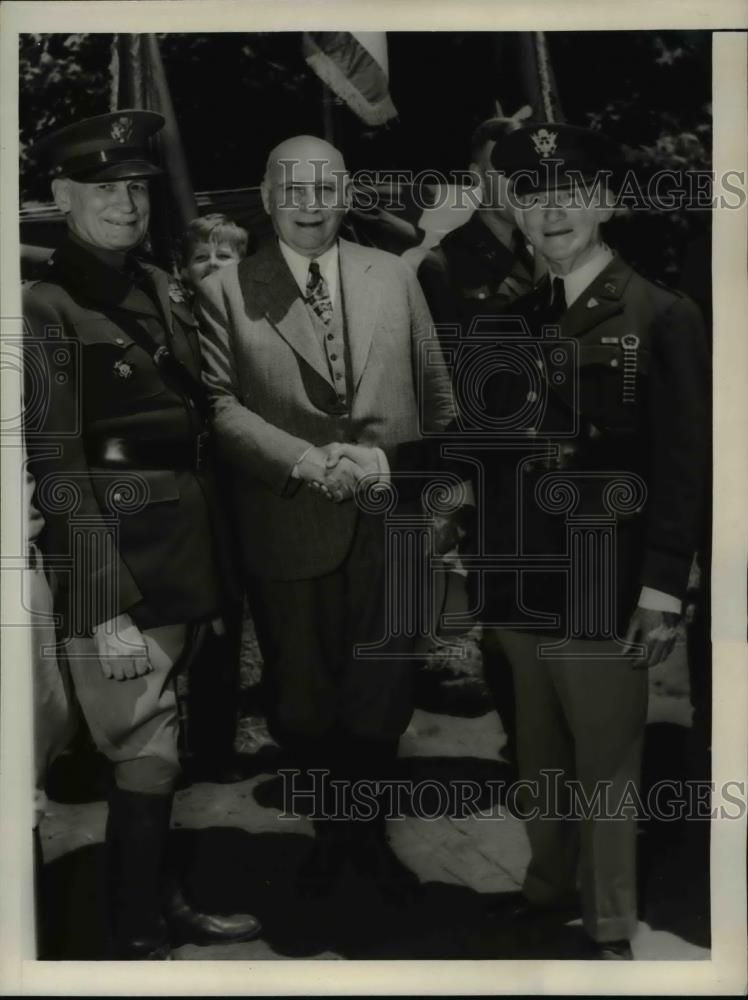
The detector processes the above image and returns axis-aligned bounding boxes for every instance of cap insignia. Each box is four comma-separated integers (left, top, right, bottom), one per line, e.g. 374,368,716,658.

110,115,134,144
530,128,558,157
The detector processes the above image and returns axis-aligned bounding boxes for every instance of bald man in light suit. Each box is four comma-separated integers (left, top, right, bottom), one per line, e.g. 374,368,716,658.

197,135,455,900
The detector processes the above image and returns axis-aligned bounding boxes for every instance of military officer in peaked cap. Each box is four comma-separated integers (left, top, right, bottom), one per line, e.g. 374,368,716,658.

23,110,261,958
475,122,709,958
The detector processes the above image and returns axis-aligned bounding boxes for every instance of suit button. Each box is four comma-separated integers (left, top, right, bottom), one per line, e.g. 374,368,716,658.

338,394,346,401
330,354,338,361
327,333,334,341
335,372,343,380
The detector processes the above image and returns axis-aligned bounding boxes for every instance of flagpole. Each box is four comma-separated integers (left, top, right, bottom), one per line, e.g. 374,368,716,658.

110,34,197,271
322,82,336,146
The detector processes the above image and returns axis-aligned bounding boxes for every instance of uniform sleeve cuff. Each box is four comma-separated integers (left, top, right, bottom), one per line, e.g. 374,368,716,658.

638,586,682,614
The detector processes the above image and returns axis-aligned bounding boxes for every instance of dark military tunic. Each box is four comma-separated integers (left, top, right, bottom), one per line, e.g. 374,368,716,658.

23,233,229,636
417,212,534,334
473,253,709,638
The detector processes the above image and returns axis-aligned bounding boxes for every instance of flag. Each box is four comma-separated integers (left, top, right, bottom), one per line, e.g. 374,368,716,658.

303,32,398,127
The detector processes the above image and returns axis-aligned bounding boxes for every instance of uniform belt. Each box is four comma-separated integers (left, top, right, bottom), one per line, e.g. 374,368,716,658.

86,433,210,473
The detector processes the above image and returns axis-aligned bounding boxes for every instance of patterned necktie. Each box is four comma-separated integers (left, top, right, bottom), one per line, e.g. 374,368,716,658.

306,260,333,325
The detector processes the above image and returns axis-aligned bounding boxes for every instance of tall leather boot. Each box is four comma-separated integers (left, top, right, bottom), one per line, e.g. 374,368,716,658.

106,787,172,959
107,788,262,957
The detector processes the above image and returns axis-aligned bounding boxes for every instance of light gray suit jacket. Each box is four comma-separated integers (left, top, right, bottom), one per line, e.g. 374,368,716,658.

196,237,455,581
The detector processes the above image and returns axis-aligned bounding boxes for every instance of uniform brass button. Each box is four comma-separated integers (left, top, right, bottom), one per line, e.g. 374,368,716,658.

477,292,486,300
115,337,125,346
536,359,544,369
527,391,538,402
113,492,122,502
610,359,619,368
527,427,537,436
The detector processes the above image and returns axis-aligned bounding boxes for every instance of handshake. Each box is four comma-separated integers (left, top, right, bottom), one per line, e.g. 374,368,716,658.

295,441,384,503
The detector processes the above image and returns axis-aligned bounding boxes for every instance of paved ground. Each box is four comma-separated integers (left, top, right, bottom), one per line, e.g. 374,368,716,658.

38,631,710,961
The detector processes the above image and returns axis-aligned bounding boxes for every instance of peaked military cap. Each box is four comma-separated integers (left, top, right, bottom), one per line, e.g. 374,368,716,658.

490,122,621,194
34,109,165,182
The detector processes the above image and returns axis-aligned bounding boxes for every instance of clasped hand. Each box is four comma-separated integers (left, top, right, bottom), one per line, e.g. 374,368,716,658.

295,442,381,502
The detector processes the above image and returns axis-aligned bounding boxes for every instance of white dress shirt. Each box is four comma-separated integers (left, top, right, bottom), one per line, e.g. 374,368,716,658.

549,244,680,616
279,240,339,305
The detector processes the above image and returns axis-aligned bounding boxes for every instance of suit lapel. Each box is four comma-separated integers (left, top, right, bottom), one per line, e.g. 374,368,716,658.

339,239,378,391
241,242,334,387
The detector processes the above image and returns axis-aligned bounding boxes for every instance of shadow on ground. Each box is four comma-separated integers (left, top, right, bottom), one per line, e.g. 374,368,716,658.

40,825,593,961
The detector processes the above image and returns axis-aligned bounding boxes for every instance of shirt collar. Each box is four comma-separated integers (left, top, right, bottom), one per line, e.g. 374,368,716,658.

549,243,613,307
278,239,339,302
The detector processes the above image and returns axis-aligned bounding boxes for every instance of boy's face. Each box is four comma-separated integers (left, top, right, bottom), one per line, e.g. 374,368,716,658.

182,240,242,286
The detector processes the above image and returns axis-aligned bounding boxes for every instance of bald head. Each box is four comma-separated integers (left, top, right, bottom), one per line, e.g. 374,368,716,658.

264,134,347,184
261,135,350,258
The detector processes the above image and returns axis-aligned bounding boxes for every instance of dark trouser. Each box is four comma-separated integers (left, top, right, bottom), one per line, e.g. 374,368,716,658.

481,626,518,759
186,604,243,767
248,513,416,839
248,513,416,745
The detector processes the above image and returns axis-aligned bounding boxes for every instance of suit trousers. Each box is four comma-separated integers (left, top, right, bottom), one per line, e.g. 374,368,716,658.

64,624,187,789
497,629,648,943
248,511,416,743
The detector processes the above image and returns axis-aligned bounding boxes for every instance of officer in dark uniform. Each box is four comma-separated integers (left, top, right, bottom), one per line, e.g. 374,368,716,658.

475,123,709,959
23,111,261,958
417,112,537,333
416,113,538,768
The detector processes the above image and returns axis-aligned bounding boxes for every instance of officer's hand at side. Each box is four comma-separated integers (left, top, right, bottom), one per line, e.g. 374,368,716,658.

622,608,680,669
93,613,153,681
